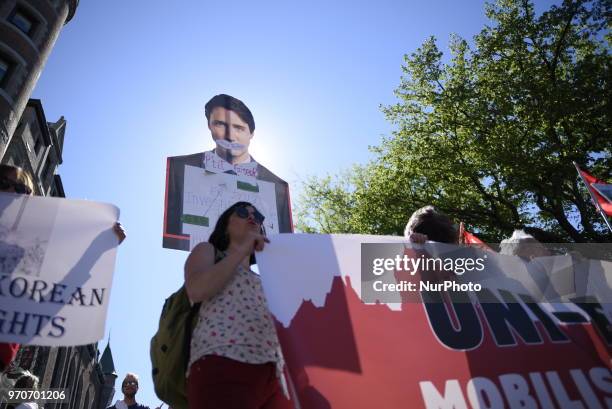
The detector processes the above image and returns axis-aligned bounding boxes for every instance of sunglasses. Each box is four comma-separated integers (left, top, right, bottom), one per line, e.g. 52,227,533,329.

0,177,32,195
234,206,265,225
123,380,138,387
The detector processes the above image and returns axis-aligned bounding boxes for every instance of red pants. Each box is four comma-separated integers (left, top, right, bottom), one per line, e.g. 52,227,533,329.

187,355,293,409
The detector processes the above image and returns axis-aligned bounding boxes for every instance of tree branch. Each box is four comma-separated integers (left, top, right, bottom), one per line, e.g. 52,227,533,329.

550,2,579,83
535,191,584,242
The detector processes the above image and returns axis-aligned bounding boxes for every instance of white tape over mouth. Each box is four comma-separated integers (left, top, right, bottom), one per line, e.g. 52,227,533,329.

215,139,246,150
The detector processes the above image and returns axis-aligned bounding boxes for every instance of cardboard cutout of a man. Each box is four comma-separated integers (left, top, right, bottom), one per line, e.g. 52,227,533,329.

163,94,292,251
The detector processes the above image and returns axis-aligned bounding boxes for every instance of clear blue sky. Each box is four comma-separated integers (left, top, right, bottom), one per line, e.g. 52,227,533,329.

31,0,557,406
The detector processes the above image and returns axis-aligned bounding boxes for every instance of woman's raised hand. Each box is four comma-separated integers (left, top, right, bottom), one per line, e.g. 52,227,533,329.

237,230,270,257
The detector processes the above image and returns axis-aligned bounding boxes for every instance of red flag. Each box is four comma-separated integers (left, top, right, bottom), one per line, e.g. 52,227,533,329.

575,164,612,217
459,222,493,251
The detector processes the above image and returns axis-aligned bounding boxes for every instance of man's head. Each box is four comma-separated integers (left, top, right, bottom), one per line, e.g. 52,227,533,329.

14,370,38,389
205,94,255,164
404,205,459,244
121,373,139,399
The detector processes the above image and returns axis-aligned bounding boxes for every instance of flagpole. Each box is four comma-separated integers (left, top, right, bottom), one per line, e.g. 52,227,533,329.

573,161,612,234
459,222,465,244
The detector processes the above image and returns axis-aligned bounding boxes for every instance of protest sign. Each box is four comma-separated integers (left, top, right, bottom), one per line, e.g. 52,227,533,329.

181,165,279,250
162,95,293,251
0,193,119,346
163,152,292,251
257,234,612,409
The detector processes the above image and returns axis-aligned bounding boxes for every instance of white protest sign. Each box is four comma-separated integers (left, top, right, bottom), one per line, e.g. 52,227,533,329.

182,165,279,250
0,193,119,346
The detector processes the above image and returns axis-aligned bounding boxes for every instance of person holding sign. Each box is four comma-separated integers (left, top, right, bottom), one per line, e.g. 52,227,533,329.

184,201,290,409
0,164,126,369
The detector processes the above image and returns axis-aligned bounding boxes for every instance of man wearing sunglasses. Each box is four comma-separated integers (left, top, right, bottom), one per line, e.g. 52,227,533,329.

107,373,156,409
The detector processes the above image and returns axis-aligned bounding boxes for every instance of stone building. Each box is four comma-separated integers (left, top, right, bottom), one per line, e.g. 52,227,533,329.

0,2,118,408
1,98,65,195
0,0,78,159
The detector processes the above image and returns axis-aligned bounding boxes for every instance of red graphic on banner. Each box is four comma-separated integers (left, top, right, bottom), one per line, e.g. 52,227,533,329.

275,275,612,409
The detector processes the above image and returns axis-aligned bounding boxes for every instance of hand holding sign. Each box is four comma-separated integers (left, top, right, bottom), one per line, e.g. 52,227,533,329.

0,193,120,346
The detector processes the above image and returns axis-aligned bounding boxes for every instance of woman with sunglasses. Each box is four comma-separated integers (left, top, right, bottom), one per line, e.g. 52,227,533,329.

184,201,290,409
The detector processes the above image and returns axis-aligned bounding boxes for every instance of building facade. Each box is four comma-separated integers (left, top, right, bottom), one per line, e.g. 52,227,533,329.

1,98,65,195
0,3,118,408
0,0,78,159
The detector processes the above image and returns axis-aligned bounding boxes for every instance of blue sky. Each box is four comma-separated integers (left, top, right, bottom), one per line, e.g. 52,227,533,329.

31,0,558,406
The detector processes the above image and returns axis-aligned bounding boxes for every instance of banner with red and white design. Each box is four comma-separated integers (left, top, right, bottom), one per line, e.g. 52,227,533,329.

258,234,612,409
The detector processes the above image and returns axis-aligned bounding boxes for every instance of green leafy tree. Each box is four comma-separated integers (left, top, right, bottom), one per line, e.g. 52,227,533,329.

296,0,611,242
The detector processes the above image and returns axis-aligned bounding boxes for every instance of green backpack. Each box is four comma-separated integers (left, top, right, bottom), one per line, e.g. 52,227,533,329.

150,248,223,409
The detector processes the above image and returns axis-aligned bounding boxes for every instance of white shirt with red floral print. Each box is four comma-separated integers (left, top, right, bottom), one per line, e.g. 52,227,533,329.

188,263,287,395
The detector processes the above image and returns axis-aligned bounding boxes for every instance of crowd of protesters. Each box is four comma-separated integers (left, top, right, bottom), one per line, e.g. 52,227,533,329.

0,163,603,409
